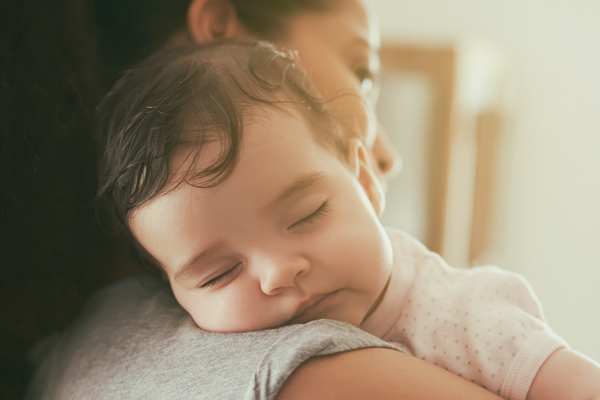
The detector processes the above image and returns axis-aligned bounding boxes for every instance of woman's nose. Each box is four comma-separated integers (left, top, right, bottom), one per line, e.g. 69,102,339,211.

258,256,310,295
372,123,402,179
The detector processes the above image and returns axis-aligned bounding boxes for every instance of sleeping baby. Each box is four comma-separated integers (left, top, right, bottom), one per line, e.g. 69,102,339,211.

95,39,600,400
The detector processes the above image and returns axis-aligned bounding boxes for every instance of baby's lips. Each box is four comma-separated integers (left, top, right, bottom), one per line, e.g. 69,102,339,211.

287,291,339,324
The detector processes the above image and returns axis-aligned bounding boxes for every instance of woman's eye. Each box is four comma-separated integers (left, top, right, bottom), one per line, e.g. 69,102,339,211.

354,67,374,94
199,263,241,289
288,201,330,230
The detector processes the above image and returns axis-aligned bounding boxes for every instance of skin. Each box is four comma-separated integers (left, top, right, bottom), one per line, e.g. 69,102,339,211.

526,348,600,400
275,0,388,166
278,348,505,400
130,109,392,332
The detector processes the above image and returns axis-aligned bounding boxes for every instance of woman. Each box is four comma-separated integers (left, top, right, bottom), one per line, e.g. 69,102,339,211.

22,0,502,398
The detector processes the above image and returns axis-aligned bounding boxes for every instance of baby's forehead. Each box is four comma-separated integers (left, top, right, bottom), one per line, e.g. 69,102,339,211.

132,107,340,232
171,106,327,184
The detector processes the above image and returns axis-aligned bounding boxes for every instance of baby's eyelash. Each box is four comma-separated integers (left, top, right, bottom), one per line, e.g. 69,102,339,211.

289,201,330,230
200,263,241,289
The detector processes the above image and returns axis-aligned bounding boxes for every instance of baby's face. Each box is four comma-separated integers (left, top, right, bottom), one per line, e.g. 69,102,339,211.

129,109,393,332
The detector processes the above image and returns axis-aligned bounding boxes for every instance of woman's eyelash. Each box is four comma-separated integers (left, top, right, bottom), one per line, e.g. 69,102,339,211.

354,67,376,94
289,201,330,230
200,263,241,289
354,67,374,83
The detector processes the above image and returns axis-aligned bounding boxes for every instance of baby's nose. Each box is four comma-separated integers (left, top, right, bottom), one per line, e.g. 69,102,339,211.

258,256,310,295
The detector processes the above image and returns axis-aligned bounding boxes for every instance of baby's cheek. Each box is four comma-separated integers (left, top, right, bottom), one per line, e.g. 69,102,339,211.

190,284,286,333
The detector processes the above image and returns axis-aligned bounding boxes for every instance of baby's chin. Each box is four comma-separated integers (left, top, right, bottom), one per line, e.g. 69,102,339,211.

191,315,295,333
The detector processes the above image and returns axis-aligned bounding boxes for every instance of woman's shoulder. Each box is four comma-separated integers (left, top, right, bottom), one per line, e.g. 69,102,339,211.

26,275,397,400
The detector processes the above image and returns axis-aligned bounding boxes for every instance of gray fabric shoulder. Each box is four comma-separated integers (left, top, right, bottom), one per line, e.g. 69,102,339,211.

26,275,400,400
247,319,401,400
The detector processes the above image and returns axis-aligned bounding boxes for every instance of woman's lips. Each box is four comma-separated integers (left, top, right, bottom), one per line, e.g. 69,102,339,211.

287,291,339,324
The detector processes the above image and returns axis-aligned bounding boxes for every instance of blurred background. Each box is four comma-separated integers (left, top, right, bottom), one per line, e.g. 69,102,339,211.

371,0,600,360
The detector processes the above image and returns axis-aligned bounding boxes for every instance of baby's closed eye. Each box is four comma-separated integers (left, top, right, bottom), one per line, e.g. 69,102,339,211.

288,201,330,230
198,263,242,289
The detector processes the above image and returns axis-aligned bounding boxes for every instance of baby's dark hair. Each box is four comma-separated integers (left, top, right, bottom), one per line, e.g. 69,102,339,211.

95,39,348,234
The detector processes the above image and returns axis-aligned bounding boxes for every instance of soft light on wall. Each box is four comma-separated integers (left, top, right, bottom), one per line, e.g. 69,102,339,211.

370,0,600,360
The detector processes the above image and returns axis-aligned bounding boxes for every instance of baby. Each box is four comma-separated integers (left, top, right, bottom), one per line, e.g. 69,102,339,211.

95,39,600,400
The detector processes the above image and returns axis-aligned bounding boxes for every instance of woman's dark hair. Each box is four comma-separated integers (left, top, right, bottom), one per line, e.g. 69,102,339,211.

1,0,113,397
95,0,334,78
95,39,345,235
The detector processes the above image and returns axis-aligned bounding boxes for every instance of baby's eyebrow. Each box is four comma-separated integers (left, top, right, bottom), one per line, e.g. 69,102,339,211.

269,172,325,208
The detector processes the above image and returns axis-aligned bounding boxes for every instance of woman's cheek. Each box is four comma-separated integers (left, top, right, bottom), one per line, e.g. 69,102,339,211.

329,88,376,146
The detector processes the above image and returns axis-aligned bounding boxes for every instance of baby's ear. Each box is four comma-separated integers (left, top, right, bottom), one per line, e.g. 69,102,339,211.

347,138,385,216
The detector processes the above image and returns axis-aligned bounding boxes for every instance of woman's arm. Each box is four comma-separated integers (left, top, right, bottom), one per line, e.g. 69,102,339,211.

277,347,503,400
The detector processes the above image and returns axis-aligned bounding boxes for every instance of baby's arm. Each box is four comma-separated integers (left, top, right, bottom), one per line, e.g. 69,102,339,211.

528,348,600,400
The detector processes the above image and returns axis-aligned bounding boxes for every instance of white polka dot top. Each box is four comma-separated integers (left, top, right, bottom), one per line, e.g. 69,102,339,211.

361,229,568,400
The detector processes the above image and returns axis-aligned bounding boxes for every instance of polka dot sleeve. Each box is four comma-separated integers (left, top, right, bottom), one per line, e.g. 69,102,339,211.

369,230,568,400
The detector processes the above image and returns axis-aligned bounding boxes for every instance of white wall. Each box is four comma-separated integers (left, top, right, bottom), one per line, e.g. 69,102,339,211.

369,0,600,360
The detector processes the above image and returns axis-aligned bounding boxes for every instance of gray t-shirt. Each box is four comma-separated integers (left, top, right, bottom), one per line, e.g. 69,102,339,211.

26,275,399,400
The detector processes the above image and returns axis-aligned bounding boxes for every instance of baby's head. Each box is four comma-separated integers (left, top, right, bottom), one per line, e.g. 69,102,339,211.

96,40,393,332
